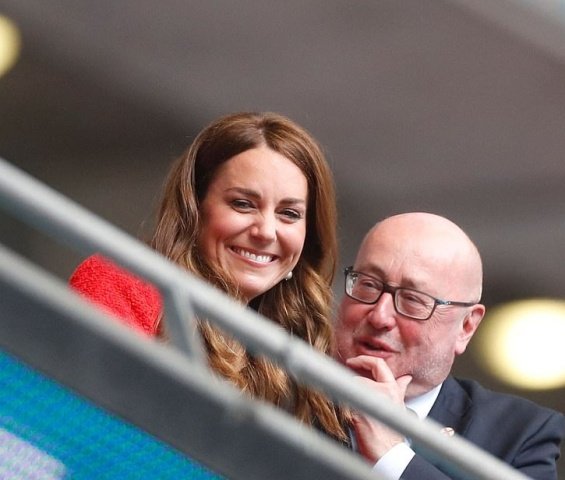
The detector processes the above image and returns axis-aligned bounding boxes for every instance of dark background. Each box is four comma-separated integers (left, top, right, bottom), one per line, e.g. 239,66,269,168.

1,1,563,473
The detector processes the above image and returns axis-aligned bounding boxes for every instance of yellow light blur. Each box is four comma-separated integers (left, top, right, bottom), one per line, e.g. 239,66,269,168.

0,15,21,78
475,299,565,390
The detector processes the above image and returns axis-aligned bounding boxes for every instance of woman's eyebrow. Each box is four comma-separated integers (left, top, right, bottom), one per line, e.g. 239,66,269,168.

226,187,306,206
279,197,306,206
225,187,260,198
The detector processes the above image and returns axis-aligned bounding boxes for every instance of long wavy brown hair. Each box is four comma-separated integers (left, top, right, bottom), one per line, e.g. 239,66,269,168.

151,111,348,441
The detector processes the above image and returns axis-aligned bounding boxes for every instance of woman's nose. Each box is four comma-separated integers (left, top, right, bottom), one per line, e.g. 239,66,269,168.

251,213,277,242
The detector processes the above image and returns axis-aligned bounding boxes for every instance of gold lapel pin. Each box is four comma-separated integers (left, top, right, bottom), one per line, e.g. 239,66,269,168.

440,427,455,437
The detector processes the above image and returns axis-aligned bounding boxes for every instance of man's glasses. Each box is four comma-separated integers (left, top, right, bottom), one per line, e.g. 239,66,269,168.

344,267,477,321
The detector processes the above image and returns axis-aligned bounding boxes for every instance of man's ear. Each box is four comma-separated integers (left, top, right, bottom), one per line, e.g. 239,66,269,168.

455,304,485,355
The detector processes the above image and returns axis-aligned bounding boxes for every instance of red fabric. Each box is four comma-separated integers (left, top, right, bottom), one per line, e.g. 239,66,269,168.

69,254,162,336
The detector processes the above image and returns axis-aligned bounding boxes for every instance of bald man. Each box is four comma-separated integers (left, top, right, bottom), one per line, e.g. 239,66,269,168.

335,212,564,480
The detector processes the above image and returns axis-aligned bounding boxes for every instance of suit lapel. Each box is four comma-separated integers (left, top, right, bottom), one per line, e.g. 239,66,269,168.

427,376,474,438
409,378,476,480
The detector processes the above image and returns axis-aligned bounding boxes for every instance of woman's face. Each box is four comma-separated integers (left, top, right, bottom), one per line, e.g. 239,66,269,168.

199,145,308,302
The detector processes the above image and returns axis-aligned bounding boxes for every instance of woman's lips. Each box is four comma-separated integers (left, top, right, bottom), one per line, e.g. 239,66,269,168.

230,246,276,264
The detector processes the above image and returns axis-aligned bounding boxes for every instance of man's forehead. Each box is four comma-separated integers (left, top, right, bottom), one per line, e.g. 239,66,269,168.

353,213,482,299
355,233,459,289
355,259,439,290
362,219,463,259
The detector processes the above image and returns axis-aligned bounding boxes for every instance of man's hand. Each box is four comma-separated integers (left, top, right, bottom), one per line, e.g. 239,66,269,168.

346,355,413,463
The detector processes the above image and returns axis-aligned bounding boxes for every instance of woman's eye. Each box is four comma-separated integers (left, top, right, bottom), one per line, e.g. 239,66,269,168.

280,209,303,221
231,199,253,210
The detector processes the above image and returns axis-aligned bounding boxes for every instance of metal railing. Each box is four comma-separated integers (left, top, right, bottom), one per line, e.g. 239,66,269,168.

0,157,531,480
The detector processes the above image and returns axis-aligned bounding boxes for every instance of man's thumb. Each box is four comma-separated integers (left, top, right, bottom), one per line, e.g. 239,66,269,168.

397,374,413,394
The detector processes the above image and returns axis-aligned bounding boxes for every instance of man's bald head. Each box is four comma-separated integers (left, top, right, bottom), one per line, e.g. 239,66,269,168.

336,212,486,397
360,212,483,302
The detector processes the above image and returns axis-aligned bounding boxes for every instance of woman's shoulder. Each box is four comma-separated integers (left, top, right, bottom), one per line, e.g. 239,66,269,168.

69,254,162,335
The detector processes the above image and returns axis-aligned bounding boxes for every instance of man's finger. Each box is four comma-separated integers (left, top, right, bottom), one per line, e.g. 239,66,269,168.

345,355,396,383
396,374,413,395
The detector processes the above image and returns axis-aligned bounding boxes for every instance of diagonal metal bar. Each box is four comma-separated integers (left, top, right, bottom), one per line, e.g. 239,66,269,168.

0,157,532,480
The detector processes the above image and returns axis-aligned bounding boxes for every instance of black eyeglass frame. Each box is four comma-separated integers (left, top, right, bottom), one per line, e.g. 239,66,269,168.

344,267,477,321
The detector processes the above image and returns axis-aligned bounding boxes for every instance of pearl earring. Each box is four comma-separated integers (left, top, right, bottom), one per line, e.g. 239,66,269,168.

284,271,293,281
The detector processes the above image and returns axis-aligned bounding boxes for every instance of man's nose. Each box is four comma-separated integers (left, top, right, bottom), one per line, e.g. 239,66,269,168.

365,291,397,330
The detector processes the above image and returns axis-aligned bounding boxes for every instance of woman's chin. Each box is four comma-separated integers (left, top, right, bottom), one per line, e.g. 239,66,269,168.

234,274,282,302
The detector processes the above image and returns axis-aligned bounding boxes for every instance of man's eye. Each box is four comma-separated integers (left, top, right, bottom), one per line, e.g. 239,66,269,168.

402,292,428,305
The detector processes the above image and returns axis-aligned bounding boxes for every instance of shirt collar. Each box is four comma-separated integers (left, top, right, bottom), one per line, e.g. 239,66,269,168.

405,383,442,420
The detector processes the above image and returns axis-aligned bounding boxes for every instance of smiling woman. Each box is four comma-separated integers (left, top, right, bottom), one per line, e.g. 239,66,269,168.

198,145,308,302
69,112,350,443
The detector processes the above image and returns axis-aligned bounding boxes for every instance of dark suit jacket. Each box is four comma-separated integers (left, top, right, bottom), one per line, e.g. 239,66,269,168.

402,376,565,480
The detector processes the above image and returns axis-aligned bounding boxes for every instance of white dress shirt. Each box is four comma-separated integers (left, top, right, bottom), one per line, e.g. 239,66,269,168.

367,384,443,480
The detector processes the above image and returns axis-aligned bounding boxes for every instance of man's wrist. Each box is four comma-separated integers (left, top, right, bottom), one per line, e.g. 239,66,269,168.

372,443,415,480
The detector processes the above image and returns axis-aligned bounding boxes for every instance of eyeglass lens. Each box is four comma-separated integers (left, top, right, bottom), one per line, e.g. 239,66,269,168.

346,271,434,320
